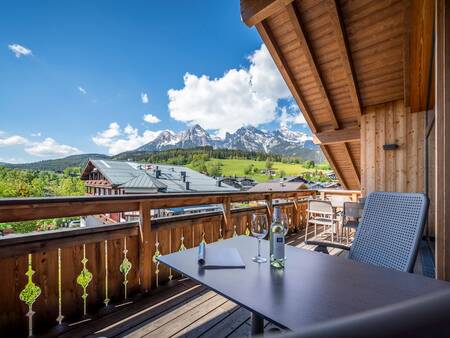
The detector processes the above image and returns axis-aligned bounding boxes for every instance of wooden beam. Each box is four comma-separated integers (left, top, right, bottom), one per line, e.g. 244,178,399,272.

410,0,435,112
256,20,319,133
320,144,349,190
240,0,293,27
139,201,152,292
435,0,450,281
343,142,361,186
324,0,362,116
313,126,360,145
286,2,339,130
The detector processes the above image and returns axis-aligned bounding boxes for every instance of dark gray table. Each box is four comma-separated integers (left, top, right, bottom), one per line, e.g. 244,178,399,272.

157,236,449,335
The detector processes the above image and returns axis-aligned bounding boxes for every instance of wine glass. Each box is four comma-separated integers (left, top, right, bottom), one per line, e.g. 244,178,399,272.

251,213,268,263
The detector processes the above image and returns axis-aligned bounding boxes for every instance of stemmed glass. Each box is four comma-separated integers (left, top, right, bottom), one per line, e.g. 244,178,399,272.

251,213,269,263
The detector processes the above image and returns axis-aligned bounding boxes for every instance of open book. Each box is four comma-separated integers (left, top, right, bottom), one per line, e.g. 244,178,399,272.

199,246,245,269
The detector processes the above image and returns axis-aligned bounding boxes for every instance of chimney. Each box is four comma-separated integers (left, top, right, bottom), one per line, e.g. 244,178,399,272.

155,169,161,178
181,171,186,182
217,180,222,187
185,181,190,190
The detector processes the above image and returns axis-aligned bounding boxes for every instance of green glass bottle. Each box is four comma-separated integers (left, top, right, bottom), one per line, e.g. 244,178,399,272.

270,207,286,268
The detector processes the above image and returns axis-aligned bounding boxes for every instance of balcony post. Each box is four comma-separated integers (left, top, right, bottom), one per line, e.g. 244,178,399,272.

293,193,299,231
139,201,153,292
265,194,273,221
222,197,233,238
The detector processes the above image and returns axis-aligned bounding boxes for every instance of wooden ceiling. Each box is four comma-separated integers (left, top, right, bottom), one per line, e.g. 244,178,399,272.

241,0,432,190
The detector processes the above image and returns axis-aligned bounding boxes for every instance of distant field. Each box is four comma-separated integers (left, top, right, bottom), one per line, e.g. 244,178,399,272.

209,158,330,182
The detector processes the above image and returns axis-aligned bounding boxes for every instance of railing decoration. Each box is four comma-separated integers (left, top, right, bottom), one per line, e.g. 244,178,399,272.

178,233,187,251
245,222,251,236
76,244,93,317
57,248,64,325
119,237,132,299
104,240,110,306
20,254,42,337
152,233,161,287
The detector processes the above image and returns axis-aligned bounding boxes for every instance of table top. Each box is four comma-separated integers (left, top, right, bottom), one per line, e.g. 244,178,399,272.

157,236,449,331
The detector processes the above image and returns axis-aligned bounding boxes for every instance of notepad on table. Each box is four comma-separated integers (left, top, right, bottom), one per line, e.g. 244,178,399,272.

199,247,245,269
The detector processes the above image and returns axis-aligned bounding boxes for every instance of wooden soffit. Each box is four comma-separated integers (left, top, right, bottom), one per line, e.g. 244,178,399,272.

240,0,414,190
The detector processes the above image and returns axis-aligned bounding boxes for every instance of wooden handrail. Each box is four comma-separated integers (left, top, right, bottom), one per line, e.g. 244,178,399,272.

0,190,316,223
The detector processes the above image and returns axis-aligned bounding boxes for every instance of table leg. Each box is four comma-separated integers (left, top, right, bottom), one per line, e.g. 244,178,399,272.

251,311,264,336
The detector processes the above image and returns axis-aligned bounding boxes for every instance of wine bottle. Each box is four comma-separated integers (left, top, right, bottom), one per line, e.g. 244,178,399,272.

270,207,286,268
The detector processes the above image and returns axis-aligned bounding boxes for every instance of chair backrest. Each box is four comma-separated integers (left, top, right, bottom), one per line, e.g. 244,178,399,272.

343,201,363,219
348,192,429,273
308,200,333,215
277,289,450,338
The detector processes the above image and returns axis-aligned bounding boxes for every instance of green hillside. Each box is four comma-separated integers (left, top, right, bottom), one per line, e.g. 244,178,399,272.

190,158,331,183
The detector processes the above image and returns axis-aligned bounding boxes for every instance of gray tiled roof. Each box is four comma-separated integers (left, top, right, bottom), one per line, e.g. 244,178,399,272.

248,181,307,192
87,159,237,193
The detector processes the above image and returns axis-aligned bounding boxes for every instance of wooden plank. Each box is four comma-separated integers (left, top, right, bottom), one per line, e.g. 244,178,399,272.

240,0,293,27
313,125,360,145
435,0,450,281
324,0,362,116
286,2,340,129
410,0,435,112
0,222,138,258
222,197,233,239
198,307,250,338
0,190,315,223
175,300,238,337
256,20,319,133
139,202,152,293
139,294,229,337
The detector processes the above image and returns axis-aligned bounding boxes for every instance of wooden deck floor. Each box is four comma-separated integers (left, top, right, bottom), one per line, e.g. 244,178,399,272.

51,230,342,338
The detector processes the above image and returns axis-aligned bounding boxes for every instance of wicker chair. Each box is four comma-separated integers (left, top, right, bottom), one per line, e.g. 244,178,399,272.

306,192,429,273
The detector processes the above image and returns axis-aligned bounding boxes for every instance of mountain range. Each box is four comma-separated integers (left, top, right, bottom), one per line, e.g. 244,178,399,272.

137,124,319,159
0,125,323,171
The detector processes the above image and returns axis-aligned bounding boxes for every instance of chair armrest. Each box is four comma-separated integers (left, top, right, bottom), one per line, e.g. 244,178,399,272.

305,240,351,251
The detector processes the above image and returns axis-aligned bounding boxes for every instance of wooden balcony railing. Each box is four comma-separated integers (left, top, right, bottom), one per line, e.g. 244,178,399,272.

0,189,358,336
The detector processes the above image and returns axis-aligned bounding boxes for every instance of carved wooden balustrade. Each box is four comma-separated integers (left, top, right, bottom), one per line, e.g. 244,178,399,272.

0,190,322,336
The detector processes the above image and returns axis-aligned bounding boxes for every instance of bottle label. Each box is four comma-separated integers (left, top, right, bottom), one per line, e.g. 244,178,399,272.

273,233,285,260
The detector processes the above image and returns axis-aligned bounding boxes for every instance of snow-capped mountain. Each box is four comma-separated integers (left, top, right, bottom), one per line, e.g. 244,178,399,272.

136,124,321,161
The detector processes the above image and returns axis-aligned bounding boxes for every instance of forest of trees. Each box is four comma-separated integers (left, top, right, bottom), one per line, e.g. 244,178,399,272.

115,146,308,166
0,167,84,233
0,166,84,197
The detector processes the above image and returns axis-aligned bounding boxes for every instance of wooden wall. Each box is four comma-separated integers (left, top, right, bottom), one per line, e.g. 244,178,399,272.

361,99,425,195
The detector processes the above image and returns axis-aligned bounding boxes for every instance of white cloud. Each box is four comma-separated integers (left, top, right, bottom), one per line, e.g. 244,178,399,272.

168,44,291,137
78,86,87,95
0,157,25,164
24,138,81,157
8,43,32,58
141,92,149,104
143,114,161,124
0,135,29,146
92,122,161,155
279,104,306,127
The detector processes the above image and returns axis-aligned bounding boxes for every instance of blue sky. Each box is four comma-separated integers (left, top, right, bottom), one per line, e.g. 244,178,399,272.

0,1,307,163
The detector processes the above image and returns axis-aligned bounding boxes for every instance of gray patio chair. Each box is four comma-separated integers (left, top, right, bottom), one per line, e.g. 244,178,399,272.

276,289,450,338
306,192,429,273
341,201,364,244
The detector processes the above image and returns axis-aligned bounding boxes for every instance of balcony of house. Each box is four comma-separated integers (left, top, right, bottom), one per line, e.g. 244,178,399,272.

0,189,375,337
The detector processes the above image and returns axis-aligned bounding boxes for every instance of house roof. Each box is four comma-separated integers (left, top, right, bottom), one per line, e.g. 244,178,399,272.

82,159,237,193
248,181,307,192
268,175,307,183
240,0,433,190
